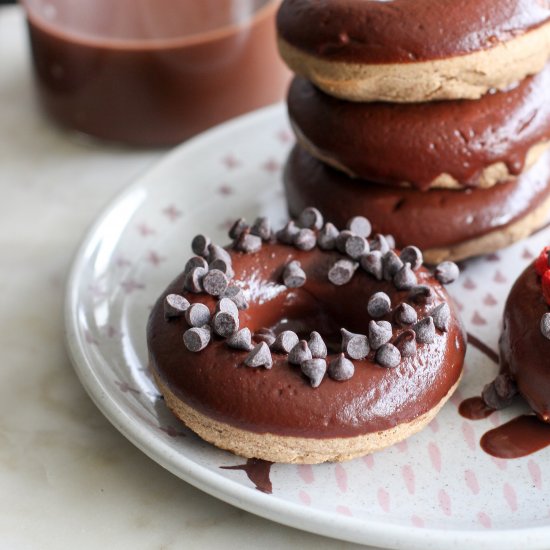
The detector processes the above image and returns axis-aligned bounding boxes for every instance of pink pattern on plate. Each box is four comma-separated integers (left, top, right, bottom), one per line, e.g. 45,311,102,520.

377,488,390,513
483,293,498,306
162,205,181,221
299,490,311,505
262,158,280,173
136,222,155,237
121,279,145,294
411,515,425,527
462,277,476,290
492,457,508,470
461,421,476,451
396,439,408,453
478,511,492,528
222,154,241,169
486,252,501,262
335,464,348,493
494,270,507,283
522,247,534,260
401,465,415,495
428,442,442,473
146,250,166,267
218,184,234,196
465,470,480,495
336,505,353,517
429,418,440,433
438,489,452,516
471,311,487,326
503,483,518,511
528,460,542,490
363,454,375,469
297,464,314,485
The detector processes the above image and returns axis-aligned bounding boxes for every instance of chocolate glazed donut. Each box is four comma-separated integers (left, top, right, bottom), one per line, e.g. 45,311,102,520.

147,217,465,463
284,146,550,263
276,0,550,101
288,65,550,190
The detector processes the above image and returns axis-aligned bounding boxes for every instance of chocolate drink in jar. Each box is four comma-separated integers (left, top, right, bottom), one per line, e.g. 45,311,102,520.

22,0,290,146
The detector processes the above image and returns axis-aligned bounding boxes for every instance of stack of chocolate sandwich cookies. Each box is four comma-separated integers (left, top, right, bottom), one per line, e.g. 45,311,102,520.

277,0,550,263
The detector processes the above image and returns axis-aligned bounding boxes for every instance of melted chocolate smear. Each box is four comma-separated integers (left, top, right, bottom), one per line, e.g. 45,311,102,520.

481,415,550,459
467,332,499,364
459,396,495,420
221,458,273,494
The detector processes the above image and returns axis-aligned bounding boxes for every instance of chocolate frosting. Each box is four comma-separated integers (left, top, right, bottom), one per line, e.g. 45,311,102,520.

147,244,465,438
500,264,550,422
277,0,550,64
288,67,550,190
284,146,550,251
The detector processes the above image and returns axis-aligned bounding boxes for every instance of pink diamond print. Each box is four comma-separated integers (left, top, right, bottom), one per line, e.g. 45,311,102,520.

121,279,145,294
218,184,234,196
147,250,166,267
277,129,293,143
222,154,241,169
137,222,155,237
163,205,182,221
115,256,132,268
262,158,280,173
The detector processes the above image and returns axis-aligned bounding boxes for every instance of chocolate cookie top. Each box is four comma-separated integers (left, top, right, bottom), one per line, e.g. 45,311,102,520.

288,65,550,190
277,0,550,64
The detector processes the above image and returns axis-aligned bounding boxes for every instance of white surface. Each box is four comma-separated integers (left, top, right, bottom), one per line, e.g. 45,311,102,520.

64,103,550,550
0,7,366,550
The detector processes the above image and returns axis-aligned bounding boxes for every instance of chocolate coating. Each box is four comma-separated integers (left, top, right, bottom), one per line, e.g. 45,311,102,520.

147,244,465,438
284,146,550,251
500,264,550,421
277,0,550,64
288,67,550,190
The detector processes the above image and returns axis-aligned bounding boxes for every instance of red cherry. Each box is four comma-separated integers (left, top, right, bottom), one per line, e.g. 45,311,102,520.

535,246,550,276
542,271,550,305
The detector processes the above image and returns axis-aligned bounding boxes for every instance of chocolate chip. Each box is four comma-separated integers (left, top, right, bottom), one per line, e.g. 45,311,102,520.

383,250,404,281
191,235,210,258
360,251,383,280
430,303,450,332
347,216,372,238
328,353,355,381
482,373,518,410
288,340,312,365
394,302,418,326
183,326,211,352
341,328,370,360
409,284,433,304
376,343,401,368
300,358,326,388
336,230,354,253
434,261,460,284
234,231,262,253
254,327,276,347
369,320,392,350
185,303,211,327
328,259,358,286
413,316,435,344
212,311,239,337
308,331,327,359
164,294,190,319
184,266,207,293
385,235,396,250
368,292,391,319
250,216,271,241
215,297,239,317
209,258,234,279
370,234,390,254
317,222,339,250
244,342,273,369
208,244,232,266
202,269,229,297
541,312,550,340
227,328,254,351
228,218,248,239
393,329,417,358
184,256,208,275
298,207,324,230
271,330,299,354
293,228,317,251
283,260,306,288
223,285,248,310
345,235,369,259
276,221,300,244
393,262,418,290
400,246,423,270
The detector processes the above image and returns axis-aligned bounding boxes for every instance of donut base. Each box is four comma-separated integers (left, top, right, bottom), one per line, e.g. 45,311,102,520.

152,369,461,464
277,22,550,102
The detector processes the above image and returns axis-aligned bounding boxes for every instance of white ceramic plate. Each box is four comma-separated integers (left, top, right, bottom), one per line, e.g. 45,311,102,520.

65,104,550,549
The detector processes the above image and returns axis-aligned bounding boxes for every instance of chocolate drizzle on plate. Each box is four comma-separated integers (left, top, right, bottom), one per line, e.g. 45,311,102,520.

221,459,273,494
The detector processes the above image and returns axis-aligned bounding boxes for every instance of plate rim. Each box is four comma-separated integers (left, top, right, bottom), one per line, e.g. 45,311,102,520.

64,103,550,549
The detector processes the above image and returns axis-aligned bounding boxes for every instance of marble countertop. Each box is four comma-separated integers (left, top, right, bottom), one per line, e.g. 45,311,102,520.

0,6,369,549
